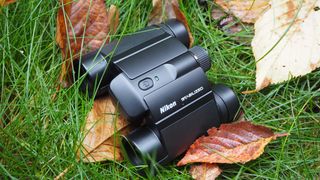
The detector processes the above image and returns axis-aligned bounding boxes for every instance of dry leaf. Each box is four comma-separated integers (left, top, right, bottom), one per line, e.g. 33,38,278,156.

0,0,15,6
81,126,131,162
252,0,320,91
56,0,119,86
218,15,244,34
211,8,253,44
211,8,226,20
77,96,129,162
177,121,288,166
55,0,123,163
214,0,270,23
190,163,222,180
149,0,194,47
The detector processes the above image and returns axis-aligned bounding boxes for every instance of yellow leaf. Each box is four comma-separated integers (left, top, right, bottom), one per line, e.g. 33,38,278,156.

252,0,320,90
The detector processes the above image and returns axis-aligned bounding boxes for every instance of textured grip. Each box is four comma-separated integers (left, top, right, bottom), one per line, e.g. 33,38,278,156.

189,46,211,72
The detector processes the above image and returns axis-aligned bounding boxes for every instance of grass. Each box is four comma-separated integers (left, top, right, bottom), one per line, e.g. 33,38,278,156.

1,0,320,179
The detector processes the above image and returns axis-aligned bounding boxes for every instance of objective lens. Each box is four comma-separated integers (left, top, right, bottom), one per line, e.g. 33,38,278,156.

212,84,240,123
121,127,167,165
160,19,190,47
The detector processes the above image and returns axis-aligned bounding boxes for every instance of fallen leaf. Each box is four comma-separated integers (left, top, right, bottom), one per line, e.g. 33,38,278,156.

211,7,252,44
211,7,227,20
0,0,15,6
55,0,124,163
218,15,244,34
77,96,129,162
149,0,194,47
190,163,222,180
177,121,288,166
56,0,119,87
81,126,131,162
252,0,320,91
214,0,270,23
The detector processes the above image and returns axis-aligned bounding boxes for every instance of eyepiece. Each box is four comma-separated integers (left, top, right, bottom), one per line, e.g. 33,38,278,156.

189,46,211,72
212,84,240,123
160,19,190,47
73,50,118,97
121,127,167,166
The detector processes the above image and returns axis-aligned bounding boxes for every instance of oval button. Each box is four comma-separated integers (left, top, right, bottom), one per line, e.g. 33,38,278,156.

138,78,154,90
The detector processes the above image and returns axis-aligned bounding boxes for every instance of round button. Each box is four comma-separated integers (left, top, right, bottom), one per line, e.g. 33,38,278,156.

138,78,154,90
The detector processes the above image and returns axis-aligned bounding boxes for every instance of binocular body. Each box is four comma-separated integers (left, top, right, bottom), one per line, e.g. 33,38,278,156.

75,19,240,166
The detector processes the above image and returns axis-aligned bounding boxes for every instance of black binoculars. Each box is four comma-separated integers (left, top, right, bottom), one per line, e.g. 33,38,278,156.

74,19,240,166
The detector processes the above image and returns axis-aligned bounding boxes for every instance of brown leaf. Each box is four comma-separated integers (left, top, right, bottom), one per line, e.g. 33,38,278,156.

0,0,15,6
149,0,194,47
77,96,129,162
177,121,288,166
190,163,222,180
211,7,252,44
211,7,226,20
214,0,270,23
55,0,124,164
81,126,131,162
218,15,244,34
56,0,119,86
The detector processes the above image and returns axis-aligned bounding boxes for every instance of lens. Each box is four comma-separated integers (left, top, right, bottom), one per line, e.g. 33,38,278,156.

212,84,240,123
121,127,167,166
122,136,144,165
160,19,190,47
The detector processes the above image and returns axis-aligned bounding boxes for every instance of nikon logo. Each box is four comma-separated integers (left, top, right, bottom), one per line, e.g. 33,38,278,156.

160,101,177,114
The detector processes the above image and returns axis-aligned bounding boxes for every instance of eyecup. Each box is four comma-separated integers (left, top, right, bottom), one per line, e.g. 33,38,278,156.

212,84,240,124
161,19,190,47
73,50,119,98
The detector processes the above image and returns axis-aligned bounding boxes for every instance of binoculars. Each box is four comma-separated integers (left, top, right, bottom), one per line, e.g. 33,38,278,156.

74,19,240,166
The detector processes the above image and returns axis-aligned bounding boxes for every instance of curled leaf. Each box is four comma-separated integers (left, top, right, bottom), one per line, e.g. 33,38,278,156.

149,0,194,47
190,163,222,180
252,0,320,91
214,0,270,23
178,121,288,166
77,96,129,162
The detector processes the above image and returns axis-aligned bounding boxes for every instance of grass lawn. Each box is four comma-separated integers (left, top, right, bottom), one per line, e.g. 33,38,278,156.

1,0,320,179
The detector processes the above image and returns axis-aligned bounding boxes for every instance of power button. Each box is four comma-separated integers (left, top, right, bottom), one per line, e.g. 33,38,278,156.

138,78,154,90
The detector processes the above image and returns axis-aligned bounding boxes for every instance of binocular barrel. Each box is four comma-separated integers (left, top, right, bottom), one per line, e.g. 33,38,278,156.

74,19,190,97
121,85,239,166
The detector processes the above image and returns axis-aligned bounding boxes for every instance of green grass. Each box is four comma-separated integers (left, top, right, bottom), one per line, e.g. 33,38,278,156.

1,0,320,179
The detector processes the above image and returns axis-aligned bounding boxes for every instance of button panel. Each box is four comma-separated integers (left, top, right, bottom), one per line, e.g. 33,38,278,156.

138,78,154,90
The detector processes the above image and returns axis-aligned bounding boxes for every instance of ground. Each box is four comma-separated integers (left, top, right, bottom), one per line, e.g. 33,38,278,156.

1,0,319,179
